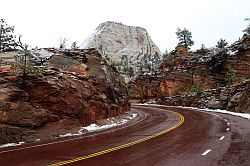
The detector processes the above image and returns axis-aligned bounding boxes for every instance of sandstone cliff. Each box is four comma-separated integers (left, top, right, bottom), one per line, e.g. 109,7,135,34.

0,48,129,144
83,21,162,79
129,35,250,114
157,79,250,114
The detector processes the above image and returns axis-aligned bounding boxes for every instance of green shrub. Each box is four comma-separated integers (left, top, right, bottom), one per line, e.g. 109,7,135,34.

191,84,204,93
226,67,237,85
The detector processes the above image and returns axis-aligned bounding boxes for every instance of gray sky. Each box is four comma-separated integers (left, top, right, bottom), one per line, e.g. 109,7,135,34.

1,0,249,52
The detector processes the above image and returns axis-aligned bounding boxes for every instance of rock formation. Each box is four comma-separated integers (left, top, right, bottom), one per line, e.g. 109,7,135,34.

83,21,162,79
0,48,129,144
157,79,250,113
129,35,250,104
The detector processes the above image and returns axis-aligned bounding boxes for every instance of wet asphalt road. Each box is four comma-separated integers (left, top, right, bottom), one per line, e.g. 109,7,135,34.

0,105,249,166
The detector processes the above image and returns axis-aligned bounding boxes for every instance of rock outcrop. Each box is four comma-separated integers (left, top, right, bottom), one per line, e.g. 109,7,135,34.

129,35,250,105
0,48,130,144
160,36,250,96
157,79,250,113
83,21,162,79
128,75,163,103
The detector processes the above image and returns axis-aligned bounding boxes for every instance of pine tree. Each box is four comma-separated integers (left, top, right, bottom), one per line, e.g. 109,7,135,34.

226,67,237,85
120,55,129,69
151,52,161,74
216,38,228,49
201,44,206,50
162,49,169,59
128,66,134,78
0,19,16,51
12,37,40,86
197,44,208,55
176,27,194,49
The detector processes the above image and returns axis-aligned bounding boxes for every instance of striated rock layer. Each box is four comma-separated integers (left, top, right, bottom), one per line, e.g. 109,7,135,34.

83,21,162,78
129,36,250,107
157,79,250,113
0,48,129,144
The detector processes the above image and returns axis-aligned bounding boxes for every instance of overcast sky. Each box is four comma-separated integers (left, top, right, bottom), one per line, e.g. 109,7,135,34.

1,0,249,52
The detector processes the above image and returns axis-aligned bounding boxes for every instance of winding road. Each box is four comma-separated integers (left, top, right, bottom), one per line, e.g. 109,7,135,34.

0,105,249,166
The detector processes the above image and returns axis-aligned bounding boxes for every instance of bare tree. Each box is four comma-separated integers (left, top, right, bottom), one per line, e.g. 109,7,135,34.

59,38,68,50
71,41,79,50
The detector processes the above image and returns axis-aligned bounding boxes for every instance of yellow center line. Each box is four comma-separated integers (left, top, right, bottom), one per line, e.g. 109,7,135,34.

49,110,185,166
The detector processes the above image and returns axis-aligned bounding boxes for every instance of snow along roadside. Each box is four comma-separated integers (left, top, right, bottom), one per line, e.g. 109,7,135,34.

137,103,250,120
59,113,138,137
0,113,138,148
0,142,25,148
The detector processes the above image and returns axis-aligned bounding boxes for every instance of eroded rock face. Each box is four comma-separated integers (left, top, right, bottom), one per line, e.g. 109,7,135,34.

0,48,130,144
0,102,48,128
83,21,162,78
128,75,163,103
160,36,250,96
157,80,250,113
84,21,161,61
129,36,250,104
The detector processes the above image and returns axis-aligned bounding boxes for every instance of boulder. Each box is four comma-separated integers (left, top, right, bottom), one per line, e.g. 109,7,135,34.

206,100,223,109
0,102,48,128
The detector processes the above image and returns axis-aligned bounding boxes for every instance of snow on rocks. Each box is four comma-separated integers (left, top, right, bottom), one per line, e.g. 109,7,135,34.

32,49,54,59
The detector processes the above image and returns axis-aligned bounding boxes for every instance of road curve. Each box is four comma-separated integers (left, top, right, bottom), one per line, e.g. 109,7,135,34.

0,105,249,166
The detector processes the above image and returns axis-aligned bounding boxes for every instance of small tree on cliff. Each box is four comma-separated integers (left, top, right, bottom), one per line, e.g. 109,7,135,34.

176,27,194,49
0,19,16,52
200,44,206,51
216,38,228,49
127,66,135,78
59,38,68,50
226,67,237,85
196,44,209,55
71,41,79,50
12,36,40,87
162,49,169,59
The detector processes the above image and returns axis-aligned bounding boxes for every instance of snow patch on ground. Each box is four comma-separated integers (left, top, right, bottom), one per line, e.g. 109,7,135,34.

137,103,250,120
0,142,25,148
59,113,137,138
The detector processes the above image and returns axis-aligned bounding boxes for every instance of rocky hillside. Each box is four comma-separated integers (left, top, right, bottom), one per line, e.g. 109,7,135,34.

83,21,162,80
0,48,130,144
129,35,250,107
157,79,250,113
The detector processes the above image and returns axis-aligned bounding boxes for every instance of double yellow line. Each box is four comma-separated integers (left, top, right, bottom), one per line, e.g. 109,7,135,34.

49,111,185,166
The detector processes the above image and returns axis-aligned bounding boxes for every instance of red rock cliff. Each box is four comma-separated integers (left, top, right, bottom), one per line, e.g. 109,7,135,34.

0,48,130,144
129,36,250,103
